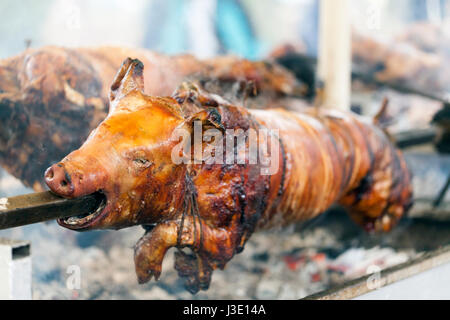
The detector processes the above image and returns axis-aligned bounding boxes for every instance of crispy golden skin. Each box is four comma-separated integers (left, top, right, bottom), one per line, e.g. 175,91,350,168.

0,46,302,191
45,58,412,293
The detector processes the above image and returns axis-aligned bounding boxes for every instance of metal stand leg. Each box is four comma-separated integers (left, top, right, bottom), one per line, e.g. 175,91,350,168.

0,239,32,299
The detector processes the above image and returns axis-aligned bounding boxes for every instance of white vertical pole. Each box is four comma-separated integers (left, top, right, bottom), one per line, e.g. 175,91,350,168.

0,239,32,300
318,0,351,111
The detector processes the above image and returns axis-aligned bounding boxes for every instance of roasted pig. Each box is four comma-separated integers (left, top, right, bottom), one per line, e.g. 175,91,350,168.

352,31,448,94
0,46,304,191
44,58,413,293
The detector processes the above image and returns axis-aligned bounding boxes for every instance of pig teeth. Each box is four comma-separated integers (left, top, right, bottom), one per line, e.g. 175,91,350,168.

64,195,107,225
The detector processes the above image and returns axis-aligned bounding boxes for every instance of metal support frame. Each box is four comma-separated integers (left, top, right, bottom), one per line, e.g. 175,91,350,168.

0,238,32,299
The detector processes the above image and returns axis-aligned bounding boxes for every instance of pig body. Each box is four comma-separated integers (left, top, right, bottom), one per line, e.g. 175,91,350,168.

45,59,412,293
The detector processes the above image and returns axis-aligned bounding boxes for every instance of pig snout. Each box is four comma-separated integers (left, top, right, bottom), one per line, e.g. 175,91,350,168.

45,164,75,197
45,162,106,198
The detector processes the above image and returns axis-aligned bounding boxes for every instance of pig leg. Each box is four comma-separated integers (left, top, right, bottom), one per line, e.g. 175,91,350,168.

173,215,242,293
339,146,413,233
134,220,187,283
134,210,202,284
135,212,242,292
174,250,213,293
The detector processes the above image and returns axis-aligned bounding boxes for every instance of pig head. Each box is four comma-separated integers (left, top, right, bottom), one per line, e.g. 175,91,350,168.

45,58,274,293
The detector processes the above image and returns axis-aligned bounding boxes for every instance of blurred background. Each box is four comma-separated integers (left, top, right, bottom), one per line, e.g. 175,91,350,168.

1,0,450,300
0,0,448,60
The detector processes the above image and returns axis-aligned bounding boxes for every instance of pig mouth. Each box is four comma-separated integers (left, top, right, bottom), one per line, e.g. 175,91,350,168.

58,191,109,230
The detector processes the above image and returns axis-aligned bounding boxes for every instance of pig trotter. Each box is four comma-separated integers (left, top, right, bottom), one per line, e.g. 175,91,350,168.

134,234,162,283
134,201,238,291
134,188,241,292
174,250,212,294
134,221,180,283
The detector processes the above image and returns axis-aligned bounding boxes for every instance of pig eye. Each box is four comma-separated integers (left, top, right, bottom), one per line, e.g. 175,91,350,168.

133,158,152,168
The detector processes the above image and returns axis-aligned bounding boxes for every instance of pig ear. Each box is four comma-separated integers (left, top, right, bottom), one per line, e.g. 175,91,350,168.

109,58,145,103
188,108,225,132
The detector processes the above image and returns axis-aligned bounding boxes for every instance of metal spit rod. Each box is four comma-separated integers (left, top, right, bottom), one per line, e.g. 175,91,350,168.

0,192,101,230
